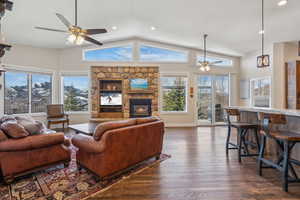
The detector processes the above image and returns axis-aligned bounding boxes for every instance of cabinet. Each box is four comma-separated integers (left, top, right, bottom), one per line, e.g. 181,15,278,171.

286,61,300,109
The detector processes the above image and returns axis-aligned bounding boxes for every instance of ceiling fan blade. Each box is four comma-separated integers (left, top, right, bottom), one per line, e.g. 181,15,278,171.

55,13,72,28
85,29,107,35
84,36,103,46
35,26,68,33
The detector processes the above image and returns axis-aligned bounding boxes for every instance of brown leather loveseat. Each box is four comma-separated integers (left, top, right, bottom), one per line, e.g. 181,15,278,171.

72,117,165,180
0,116,71,183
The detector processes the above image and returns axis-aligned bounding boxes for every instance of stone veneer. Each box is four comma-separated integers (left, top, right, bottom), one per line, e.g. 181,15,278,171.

90,66,159,118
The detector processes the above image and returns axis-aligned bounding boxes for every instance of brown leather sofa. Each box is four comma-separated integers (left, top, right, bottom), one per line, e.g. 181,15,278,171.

0,132,71,183
72,117,165,179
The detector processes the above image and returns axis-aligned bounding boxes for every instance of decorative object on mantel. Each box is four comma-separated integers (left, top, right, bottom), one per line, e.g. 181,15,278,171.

257,0,270,68
198,34,222,72
0,0,13,19
35,0,107,46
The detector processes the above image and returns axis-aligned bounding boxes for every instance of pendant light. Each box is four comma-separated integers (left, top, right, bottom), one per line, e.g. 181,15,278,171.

257,0,270,68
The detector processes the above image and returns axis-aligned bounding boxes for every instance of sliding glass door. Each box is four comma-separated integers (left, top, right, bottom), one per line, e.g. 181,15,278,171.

197,75,229,124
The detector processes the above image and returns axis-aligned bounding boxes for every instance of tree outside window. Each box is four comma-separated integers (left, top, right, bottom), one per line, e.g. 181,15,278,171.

63,76,89,112
161,76,187,112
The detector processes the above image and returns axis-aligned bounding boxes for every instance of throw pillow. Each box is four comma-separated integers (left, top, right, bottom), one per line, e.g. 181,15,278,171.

0,116,16,123
15,115,43,135
0,121,29,138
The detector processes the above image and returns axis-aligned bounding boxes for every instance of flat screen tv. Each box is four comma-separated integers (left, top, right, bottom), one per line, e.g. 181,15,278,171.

130,78,148,90
101,93,122,106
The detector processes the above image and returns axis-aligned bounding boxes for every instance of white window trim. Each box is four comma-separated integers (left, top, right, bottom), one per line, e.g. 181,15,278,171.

160,72,189,114
196,54,234,67
138,43,189,64
3,65,54,116
60,71,90,114
250,76,272,108
82,42,135,62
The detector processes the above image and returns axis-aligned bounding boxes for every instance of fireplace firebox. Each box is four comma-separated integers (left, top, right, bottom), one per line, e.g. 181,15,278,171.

130,99,152,118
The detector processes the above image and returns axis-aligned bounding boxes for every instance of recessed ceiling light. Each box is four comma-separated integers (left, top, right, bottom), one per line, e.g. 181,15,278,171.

150,26,156,31
112,26,117,30
278,0,288,6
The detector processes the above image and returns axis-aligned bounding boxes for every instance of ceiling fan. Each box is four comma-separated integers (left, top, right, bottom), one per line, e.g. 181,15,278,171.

35,0,107,46
199,34,222,72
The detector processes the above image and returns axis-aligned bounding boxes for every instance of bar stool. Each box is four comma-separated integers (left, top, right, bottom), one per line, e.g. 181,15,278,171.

225,108,260,162
257,113,300,192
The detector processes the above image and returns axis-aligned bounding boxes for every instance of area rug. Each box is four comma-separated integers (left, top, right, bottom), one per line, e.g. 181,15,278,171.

0,147,170,200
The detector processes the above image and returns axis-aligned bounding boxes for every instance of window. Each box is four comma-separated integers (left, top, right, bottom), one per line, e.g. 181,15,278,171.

250,77,271,108
140,45,188,62
5,72,29,114
84,45,133,61
161,76,187,112
197,55,233,66
31,74,52,113
63,76,89,112
4,71,52,114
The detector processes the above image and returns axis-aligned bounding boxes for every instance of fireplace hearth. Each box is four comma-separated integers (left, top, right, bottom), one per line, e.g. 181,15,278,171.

130,99,152,118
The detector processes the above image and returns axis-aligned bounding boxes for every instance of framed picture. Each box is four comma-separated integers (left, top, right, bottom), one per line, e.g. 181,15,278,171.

130,78,149,90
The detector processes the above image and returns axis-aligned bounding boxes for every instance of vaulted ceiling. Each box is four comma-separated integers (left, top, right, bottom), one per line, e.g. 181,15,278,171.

3,0,300,56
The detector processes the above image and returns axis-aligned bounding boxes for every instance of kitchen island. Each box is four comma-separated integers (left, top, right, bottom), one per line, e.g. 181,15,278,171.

227,106,300,158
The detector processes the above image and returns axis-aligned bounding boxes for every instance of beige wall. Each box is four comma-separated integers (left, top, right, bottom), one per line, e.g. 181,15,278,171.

0,39,241,127
239,42,300,109
239,45,273,107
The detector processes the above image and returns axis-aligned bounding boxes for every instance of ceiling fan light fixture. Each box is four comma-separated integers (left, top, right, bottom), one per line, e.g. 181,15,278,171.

278,0,288,6
67,34,76,43
75,35,84,45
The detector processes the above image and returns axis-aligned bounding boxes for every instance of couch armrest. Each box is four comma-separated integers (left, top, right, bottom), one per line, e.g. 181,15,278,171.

0,132,65,152
72,134,106,153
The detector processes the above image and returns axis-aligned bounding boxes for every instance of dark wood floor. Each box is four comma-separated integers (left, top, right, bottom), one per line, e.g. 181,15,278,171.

82,127,300,200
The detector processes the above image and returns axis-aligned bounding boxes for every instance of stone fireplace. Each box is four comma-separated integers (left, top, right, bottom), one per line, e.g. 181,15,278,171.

90,66,159,119
130,99,152,118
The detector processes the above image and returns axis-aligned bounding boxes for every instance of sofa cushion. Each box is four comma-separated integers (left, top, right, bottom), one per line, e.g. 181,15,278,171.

93,119,137,141
0,132,65,152
136,116,160,125
0,129,8,142
0,121,29,139
15,115,44,135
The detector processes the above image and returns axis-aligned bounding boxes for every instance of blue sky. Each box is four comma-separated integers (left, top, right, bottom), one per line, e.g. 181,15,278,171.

85,46,133,61
5,72,51,88
140,45,187,62
84,45,188,62
5,72,28,87
63,76,88,90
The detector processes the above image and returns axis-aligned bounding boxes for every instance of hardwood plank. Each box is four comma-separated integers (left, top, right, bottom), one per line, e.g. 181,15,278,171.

66,127,300,200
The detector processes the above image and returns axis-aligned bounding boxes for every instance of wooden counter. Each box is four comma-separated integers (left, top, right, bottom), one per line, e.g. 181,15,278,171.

226,106,300,159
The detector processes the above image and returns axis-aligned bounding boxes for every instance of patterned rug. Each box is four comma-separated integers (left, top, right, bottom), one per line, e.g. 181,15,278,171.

0,147,170,200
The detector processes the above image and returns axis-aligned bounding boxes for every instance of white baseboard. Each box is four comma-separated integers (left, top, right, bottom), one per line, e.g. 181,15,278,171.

165,123,197,128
